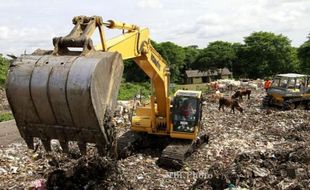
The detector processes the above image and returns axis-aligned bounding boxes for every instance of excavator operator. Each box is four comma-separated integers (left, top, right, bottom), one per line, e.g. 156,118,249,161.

181,100,195,119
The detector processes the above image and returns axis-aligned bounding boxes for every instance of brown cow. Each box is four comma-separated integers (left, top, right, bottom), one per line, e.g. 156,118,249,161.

219,97,243,113
232,89,251,100
210,90,224,102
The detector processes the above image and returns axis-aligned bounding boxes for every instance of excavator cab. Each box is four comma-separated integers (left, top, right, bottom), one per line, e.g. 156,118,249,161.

171,90,202,139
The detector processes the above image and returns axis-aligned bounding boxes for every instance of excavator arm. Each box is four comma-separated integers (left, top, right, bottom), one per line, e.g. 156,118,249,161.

101,23,170,118
100,18,172,134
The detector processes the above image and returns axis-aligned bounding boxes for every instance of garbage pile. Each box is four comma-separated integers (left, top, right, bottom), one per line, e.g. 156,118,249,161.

0,89,309,189
209,79,263,92
114,101,132,127
190,124,310,189
45,154,120,189
189,90,309,189
0,140,124,189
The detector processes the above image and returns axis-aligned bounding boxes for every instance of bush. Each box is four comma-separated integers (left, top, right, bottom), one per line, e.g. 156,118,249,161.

118,82,151,100
0,54,9,87
0,112,14,122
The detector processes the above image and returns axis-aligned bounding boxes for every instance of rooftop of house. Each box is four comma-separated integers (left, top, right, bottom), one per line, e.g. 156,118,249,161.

185,67,232,78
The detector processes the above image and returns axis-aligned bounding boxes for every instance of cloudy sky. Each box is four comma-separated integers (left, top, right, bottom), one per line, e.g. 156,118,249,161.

0,0,309,55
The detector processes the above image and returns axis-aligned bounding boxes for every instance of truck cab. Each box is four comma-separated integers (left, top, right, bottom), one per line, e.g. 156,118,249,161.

263,73,310,110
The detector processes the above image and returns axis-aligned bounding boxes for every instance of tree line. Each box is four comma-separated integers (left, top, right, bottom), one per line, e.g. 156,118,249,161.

124,31,310,83
0,31,309,85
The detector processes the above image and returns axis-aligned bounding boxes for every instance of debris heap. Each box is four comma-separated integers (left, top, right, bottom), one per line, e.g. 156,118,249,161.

0,89,309,189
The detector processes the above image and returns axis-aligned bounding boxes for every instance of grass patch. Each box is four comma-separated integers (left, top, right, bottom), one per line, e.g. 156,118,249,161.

118,82,151,100
0,112,14,122
118,82,211,101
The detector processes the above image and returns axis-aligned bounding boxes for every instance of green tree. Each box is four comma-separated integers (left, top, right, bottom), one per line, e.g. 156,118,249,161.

243,32,298,78
180,46,202,82
232,42,248,78
298,33,310,74
123,59,148,82
122,41,189,84
0,54,9,86
152,41,186,83
183,45,201,70
192,41,236,73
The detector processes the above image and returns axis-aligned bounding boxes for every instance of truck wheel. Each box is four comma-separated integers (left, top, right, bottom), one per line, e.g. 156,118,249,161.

306,101,310,110
262,96,271,107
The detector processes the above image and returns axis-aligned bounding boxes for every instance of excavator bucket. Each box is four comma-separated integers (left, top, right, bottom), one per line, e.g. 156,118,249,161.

6,51,124,155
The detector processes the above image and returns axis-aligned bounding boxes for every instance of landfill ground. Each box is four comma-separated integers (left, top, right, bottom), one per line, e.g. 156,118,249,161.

0,89,309,189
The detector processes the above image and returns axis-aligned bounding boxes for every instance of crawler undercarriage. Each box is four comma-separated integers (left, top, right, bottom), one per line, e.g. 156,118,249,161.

117,131,209,170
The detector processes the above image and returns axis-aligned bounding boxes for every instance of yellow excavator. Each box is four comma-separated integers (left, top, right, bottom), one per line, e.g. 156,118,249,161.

6,16,207,168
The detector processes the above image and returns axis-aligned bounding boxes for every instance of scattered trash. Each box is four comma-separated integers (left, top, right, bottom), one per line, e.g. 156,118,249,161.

0,167,7,175
9,166,18,174
30,179,46,190
137,175,144,180
0,89,309,189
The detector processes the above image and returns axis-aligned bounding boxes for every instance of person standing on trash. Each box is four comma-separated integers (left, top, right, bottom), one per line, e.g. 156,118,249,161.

264,78,271,92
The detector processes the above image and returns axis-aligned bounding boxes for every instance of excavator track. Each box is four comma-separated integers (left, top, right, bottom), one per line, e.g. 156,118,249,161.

158,133,209,170
158,140,192,169
117,131,208,170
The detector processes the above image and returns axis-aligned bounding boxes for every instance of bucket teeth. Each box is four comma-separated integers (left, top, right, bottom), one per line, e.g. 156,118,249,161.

42,139,52,152
60,141,69,153
78,143,87,155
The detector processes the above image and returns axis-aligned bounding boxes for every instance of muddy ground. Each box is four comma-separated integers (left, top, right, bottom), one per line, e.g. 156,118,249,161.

0,89,309,189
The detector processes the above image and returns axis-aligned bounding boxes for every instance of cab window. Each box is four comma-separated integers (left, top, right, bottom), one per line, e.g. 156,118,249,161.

287,78,296,90
271,78,281,87
172,97,198,133
279,78,288,88
173,97,197,121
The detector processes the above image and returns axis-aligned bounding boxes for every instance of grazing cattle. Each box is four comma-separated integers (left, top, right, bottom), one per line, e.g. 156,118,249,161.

248,83,258,90
219,97,243,113
210,82,219,91
210,90,224,102
218,83,226,92
232,89,251,100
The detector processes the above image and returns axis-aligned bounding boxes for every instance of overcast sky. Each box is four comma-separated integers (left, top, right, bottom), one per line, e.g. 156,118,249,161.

0,0,309,55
